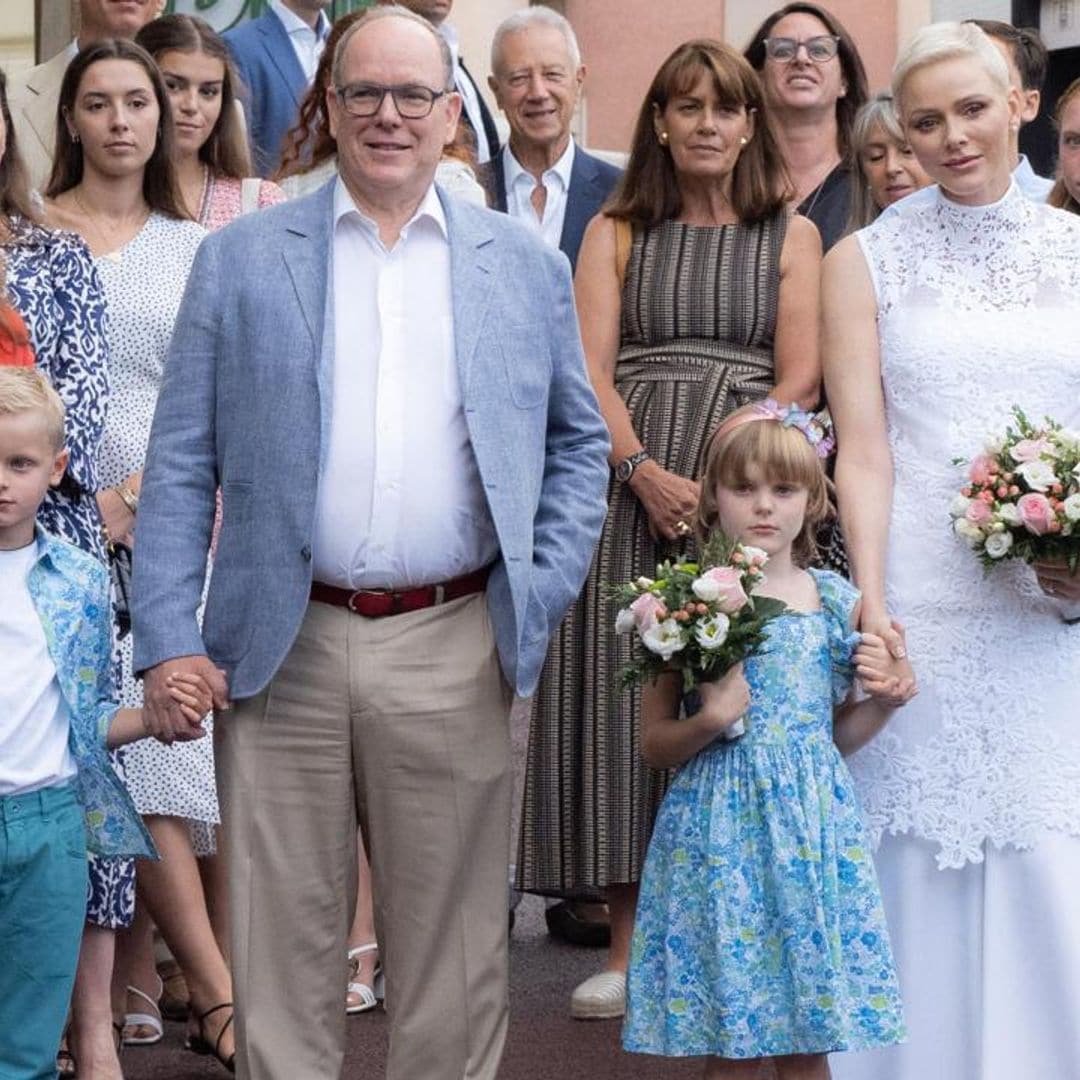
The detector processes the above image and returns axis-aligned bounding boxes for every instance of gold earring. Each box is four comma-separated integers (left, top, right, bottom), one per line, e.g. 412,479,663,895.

658,130,669,145
71,132,80,143
740,136,749,146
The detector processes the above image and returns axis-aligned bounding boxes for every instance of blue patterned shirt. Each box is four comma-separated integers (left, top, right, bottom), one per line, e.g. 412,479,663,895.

25,531,154,858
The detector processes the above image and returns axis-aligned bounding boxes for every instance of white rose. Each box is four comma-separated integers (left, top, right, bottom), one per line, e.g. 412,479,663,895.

1055,428,1080,453
997,503,1023,527
635,577,654,590
640,618,686,661
691,576,720,602
953,518,985,548
1016,459,1057,492
741,546,769,566
693,613,731,651
614,608,637,634
1064,493,1080,523
950,494,973,519
984,531,1014,559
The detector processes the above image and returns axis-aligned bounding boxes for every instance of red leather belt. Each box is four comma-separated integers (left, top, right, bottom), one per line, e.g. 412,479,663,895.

310,565,491,618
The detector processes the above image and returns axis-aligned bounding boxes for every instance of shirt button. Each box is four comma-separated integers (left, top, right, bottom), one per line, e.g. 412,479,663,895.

300,544,312,561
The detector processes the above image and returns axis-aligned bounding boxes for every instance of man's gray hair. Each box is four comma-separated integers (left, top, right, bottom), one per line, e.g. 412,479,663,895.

490,6,582,76
332,4,455,91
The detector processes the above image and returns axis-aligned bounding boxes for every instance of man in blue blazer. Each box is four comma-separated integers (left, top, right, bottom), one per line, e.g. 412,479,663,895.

485,7,622,271
132,8,609,1079
224,0,331,176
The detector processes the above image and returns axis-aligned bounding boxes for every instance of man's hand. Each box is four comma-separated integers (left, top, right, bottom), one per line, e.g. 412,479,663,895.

143,656,230,744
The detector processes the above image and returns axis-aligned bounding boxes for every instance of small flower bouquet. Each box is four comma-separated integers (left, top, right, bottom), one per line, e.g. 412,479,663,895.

611,531,789,736
950,407,1080,571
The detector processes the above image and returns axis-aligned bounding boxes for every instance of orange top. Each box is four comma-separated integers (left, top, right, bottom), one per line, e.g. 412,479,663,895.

0,305,34,367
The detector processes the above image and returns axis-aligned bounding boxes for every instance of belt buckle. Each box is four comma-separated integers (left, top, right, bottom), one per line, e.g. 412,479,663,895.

347,587,387,615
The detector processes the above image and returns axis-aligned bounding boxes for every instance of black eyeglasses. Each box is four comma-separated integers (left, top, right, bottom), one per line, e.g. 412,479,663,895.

763,35,841,63
336,82,448,119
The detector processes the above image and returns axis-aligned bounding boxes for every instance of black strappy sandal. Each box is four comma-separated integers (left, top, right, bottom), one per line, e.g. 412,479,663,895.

185,1002,236,1074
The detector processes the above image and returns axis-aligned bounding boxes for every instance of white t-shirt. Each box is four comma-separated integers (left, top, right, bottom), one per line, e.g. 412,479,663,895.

0,541,77,795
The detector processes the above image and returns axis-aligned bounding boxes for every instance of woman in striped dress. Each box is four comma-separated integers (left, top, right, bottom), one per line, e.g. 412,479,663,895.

516,39,823,1019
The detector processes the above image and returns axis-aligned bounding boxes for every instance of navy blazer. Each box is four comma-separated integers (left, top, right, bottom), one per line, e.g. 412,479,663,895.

224,9,310,178
488,143,623,270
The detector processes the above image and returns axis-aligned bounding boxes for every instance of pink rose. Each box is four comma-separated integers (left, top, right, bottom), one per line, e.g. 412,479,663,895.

692,566,750,614
630,592,665,630
1017,492,1054,535
1011,437,1054,464
968,454,997,485
965,500,992,526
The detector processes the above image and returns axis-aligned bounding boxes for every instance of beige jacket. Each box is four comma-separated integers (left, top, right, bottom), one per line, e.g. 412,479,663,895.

8,46,74,195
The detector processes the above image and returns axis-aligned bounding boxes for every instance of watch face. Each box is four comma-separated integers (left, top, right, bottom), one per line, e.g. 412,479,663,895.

616,459,632,481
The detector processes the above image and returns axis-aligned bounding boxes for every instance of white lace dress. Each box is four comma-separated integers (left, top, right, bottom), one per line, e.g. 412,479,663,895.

832,184,1080,1080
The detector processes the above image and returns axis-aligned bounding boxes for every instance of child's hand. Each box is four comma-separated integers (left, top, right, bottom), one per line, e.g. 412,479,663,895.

856,630,917,707
695,663,751,733
160,671,218,742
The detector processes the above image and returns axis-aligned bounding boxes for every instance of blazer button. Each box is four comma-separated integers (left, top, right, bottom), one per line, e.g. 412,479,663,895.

301,544,312,561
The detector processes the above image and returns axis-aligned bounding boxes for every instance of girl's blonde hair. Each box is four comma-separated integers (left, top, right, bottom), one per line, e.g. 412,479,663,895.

696,418,832,566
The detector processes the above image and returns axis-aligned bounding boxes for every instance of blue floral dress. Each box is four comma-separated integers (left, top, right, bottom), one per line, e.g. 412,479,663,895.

623,569,905,1059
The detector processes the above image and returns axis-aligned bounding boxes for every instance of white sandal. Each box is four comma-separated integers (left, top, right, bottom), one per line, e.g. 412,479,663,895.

346,943,384,1015
123,976,165,1045
570,970,626,1020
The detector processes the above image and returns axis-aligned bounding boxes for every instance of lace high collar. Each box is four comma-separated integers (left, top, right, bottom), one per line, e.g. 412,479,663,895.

932,179,1030,233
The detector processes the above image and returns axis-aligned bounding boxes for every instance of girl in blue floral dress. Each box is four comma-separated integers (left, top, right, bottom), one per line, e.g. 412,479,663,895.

623,407,910,1079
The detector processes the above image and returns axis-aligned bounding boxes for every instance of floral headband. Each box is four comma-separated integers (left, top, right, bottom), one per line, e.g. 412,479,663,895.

713,399,836,459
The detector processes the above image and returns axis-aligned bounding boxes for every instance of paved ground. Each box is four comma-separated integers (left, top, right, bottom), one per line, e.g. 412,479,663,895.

124,895,699,1079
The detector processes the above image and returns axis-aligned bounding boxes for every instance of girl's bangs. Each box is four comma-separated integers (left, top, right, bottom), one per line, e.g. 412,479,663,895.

713,421,823,491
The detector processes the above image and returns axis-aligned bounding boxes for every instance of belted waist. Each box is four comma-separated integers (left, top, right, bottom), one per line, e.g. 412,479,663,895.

310,565,491,618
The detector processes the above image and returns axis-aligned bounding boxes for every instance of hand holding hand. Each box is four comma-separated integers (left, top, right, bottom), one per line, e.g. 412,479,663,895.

629,462,700,542
859,607,908,661
856,630,917,706
144,656,230,745
695,663,751,734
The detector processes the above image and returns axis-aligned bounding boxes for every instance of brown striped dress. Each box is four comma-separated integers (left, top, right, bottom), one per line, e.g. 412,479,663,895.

517,211,788,896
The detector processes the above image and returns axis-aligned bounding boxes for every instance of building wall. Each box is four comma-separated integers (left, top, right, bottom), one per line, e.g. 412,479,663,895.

0,0,35,74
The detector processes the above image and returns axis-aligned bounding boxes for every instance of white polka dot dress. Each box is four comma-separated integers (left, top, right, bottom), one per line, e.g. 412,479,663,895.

96,212,219,841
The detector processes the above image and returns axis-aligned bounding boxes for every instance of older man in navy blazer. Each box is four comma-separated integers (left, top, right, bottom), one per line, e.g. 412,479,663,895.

132,6,609,1079
486,7,621,271
224,0,331,176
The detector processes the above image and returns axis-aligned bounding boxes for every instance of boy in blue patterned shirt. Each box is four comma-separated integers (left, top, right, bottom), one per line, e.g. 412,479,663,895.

0,368,213,1078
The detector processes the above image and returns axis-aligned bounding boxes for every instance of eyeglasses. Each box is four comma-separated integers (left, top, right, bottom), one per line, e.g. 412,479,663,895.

763,35,841,63
335,82,448,119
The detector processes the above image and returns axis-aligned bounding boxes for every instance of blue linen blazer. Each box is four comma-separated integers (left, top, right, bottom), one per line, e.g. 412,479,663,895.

131,182,611,700
488,143,623,271
224,8,308,177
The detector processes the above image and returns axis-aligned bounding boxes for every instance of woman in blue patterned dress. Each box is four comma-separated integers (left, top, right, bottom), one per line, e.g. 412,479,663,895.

623,408,910,1078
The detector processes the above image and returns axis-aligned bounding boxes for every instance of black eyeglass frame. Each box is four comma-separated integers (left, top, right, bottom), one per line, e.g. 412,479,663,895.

335,82,450,119
762,35,841,63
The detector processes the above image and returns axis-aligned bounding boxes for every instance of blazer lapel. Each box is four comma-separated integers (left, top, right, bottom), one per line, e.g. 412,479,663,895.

559,143,598,265
442,192,496,395
259,11,307,102
20,50,69,168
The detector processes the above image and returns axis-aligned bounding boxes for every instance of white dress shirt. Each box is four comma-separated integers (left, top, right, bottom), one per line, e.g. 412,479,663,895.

269,0,330,83
0,541,76,796
439,22,493,164
311,179,498,590
503,139,575,252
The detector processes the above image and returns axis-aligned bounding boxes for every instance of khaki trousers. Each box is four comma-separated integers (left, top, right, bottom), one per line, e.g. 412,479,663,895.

217,594,513,1079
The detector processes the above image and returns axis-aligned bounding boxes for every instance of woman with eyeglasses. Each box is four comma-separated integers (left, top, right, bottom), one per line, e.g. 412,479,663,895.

744,3,869,251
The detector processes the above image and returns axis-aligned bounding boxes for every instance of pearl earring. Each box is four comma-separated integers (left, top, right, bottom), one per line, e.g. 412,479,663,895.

658,131,669,145
740,136,749,146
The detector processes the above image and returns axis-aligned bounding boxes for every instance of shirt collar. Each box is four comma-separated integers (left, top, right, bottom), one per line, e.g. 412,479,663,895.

333,177,448,245
438,21,460,67
270,0,330,40
504,139,575,195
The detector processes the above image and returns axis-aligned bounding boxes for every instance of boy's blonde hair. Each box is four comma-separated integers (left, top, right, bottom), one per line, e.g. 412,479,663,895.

696,418,833,566
0,368,66,450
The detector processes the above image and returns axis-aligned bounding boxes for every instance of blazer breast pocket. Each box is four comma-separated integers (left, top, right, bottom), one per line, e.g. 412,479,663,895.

499,326,552,409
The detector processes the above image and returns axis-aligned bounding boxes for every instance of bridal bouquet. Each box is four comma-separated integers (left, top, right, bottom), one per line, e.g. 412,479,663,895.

950,407,1080,571
611,531,789,734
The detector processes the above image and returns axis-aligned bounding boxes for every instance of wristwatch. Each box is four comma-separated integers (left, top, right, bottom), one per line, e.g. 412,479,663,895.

615,450,650,483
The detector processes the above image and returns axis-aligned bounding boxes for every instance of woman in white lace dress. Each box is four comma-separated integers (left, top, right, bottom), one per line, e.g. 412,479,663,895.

823,23,1080,1080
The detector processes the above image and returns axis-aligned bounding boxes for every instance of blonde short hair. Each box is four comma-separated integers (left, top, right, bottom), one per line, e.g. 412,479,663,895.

0,368,66,450
892,21,1010,114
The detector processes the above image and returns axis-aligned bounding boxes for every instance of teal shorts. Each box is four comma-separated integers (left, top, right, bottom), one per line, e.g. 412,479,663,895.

0,783,88,1079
